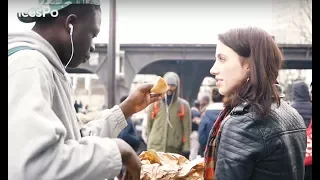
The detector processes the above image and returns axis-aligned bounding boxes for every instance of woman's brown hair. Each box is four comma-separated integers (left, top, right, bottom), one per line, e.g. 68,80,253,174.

218,27,283,117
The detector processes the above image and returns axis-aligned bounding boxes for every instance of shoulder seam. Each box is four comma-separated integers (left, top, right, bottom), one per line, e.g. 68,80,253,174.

224,115,266,158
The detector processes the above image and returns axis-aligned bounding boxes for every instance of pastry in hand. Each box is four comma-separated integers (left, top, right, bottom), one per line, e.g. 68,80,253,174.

150,76,168,94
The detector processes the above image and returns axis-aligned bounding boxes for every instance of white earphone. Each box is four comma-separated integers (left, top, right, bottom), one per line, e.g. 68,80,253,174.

65,23,74,69
68,24,73,35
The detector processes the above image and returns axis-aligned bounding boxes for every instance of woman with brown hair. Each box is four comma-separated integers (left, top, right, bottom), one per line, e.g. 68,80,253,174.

203,27,307,180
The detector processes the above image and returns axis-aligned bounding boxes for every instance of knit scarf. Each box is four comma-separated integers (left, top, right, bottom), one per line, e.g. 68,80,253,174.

203,108,229,180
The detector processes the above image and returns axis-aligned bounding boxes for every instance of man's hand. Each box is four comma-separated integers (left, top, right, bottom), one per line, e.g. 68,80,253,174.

114,139,141,180
192,117,201,125
119,83,164,119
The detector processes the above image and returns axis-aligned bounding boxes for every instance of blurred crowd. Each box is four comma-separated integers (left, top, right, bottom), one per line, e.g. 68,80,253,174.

77,73,312,180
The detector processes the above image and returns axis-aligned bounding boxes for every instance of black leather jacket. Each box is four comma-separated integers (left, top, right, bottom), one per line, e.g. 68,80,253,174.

213,100,307,180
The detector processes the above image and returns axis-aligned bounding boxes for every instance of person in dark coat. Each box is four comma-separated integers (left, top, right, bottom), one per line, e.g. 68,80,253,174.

117,95,141,179
291,81,312,127
310,82,312,102
198,87,224,156
118,96,140,150
74,100,79,113
303,82,312,180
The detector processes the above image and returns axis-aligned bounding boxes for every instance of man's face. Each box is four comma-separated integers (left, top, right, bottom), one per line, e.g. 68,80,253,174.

68,9,101,68
166,84,177,95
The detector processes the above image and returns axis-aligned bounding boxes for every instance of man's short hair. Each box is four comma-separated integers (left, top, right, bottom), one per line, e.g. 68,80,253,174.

193,100,200,106
212,88,224,102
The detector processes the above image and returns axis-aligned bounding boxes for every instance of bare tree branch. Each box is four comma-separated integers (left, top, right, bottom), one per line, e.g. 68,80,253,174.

291,17,310,43
292,0,312,43
272,0,311,44
301,0,312,23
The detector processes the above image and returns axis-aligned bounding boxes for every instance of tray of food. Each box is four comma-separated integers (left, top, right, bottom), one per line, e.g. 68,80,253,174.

139,149,204,180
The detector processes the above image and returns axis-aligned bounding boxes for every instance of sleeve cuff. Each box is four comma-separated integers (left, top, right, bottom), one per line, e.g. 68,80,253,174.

100,138,123,178
105,105,128,138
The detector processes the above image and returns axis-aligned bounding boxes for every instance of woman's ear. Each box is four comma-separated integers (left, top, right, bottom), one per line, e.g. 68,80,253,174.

244,61,250,71
241,57,250,71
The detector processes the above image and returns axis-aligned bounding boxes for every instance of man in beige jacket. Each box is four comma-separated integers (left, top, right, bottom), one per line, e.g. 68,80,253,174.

8,0,164,179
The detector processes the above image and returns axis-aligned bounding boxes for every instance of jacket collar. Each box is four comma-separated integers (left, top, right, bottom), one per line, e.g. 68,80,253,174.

230,101,251,115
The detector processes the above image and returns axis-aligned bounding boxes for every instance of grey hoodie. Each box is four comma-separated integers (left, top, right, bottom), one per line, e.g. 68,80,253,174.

147,72,191,153
8,30,127,180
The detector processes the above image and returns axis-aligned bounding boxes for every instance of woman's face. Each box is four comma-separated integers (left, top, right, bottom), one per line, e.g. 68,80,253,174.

210,40,250,95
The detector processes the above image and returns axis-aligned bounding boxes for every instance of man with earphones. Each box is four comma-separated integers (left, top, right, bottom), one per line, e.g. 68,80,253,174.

8,1,164,180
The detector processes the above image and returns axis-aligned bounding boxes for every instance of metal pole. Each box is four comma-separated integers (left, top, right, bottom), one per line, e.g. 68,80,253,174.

107,0,116,108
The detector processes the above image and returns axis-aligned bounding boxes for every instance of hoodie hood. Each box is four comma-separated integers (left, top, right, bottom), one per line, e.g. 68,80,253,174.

163,72,180,104
8,30,66,76
292,81,311,102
